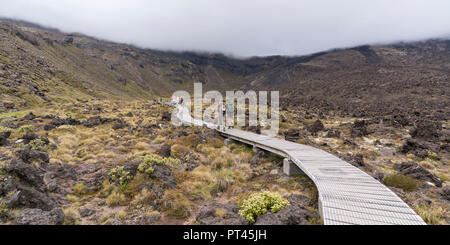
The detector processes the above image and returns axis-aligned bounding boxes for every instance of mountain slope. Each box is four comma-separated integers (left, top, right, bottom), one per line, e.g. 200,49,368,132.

0,19,449,120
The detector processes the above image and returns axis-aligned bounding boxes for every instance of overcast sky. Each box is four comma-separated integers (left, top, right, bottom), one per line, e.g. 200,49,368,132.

1,0,450,57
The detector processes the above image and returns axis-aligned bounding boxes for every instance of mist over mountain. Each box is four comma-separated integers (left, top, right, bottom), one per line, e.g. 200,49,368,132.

1,0,450,57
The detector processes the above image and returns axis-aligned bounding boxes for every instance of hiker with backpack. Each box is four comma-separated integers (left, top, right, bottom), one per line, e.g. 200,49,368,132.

226,99,234,129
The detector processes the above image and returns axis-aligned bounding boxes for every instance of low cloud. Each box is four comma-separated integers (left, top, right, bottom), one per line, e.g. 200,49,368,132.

1,0,450,57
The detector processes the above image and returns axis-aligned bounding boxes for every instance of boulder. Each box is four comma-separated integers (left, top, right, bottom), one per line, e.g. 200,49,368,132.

307,119,324,134
15,148,49,164
350,120,369,137
14,208,64,225
155,143,171,157
150,165,176,189
410,120,442,142
83,116,111,128
325,128,341,138
161,111,171,121
399,138,432,158
0,131,11,146
0,180,57,211
440,186,450,201
22,112,36,121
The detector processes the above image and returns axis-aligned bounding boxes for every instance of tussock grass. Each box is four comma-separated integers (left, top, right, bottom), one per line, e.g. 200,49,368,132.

383,174,419,192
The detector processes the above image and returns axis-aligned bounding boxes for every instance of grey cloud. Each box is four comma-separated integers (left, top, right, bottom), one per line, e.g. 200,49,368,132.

1,0,449,57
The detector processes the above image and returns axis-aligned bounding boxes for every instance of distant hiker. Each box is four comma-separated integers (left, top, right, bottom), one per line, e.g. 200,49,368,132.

226,99,234,129
180,97,184,105
218,102,225,131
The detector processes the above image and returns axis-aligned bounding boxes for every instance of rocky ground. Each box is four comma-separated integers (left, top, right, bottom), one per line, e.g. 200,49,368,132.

0,99,323,225
0,98,448,225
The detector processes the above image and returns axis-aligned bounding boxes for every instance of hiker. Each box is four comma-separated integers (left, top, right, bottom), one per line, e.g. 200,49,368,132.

217,102,225,131
180,97,184,105
226,99,234,129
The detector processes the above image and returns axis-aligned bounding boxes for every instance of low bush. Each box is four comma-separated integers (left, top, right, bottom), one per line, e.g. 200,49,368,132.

427,151,440,161
29,139,49,152
17,125,35,134
109,166,131,187
238,191,290,223
383,174,418,192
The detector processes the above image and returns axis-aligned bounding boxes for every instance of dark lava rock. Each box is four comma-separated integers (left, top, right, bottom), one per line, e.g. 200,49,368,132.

20,132,38,144
137,182,164,199
22,112,36,121
79,168,109,193
161,111,171,121
440,186,450,201
150,165,176,189
134,212,161,225
195,202,247,225
383,114,412,128
14,208,64,225
0,131,11,146
350,120,369,138
15,148,49,164
83,116,111,128
112,119,127,130
399,138,435,158
410,120,442,142
325,128,341,138
394,162,443,187
5,159,45,189
307,120,324,134
44,117,81,130
155,143,171,158
79,207,95,217
123,161,140,177
254,194,318,225
283,128,303,142
342,153,372,172
0,179,57,211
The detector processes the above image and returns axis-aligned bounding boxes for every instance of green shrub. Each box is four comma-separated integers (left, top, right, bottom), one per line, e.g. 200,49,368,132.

29,139,49,152
427,151,440,161
138,154,181,174
238,191,290,223
109,166,131,187
17,125,35,134
383,174,418,192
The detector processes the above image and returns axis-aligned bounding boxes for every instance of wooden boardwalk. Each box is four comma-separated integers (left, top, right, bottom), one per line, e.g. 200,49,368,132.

174,105,426,225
